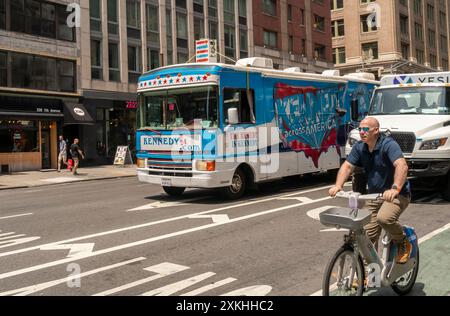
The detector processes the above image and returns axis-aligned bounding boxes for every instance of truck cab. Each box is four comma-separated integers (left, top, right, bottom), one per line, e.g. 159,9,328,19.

346,72,450,200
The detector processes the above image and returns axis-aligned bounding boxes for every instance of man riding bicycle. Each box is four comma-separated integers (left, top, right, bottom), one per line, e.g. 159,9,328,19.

329,117,412,264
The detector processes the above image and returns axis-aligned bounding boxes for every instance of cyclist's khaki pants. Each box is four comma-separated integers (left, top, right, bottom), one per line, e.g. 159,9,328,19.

364,195,411,246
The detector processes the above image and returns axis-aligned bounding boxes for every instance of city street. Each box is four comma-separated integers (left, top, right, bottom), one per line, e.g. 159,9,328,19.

0,175,449,296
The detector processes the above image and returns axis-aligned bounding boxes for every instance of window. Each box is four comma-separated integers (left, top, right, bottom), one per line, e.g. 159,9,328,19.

262,0,276,16
9,0,73,41
361,14,377,32
8,51,75,92
362,42,378,60
58,60,75,92
0,51,6,86
314,44,326,60
194,17,205,40
416,49,424,64
263,30,277,48
224,0,234,23
401,43,410,60
108,0,119,35
224,26,236,59
148,49,160,70
0,0,5,29
413,0,422,16
428,29,436,49
414,23,423,42
90,0,102,32
128,45,141,83
331,0,343,10
332,19,345,37
223,88,255,124
109,43,120,82
91,39,102,80
0,120,38,153
146,4,159,43
240,29,248,58
333,47,346,64
400,15,408,35
238,0,247,25
314,15,325,32
127,0,141,39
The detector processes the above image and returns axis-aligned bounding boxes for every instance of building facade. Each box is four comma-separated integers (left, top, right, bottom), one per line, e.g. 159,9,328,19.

0,0,81,172
253,0,333,71
331,0,450,78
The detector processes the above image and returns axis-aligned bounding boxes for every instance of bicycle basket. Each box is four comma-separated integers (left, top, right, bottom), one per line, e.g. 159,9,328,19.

319,207,371,230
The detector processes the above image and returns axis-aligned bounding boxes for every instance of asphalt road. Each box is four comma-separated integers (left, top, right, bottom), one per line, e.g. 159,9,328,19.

0,175,449,296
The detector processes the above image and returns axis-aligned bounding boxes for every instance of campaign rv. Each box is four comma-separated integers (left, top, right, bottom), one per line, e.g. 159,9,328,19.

135,57,378,199
346,72,450,200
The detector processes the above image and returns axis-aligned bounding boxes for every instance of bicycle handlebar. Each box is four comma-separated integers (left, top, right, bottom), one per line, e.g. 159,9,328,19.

335,191,384,202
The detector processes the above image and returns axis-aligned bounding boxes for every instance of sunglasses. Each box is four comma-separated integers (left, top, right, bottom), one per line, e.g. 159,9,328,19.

358,127,371,133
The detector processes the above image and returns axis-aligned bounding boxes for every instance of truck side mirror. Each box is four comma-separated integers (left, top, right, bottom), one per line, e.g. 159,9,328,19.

227,108,239,125
351,100,359,121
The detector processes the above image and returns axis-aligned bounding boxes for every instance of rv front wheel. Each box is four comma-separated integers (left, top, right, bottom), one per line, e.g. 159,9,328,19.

219,169,246,200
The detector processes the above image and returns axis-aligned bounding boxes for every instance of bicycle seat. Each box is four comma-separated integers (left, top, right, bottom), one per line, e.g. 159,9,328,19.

319,207,371,230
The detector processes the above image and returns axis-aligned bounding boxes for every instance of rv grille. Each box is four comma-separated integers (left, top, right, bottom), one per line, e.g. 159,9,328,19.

389,132,416,154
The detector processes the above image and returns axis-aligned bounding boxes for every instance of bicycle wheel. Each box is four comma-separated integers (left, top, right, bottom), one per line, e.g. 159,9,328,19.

323,245,365,296
391,248,420,295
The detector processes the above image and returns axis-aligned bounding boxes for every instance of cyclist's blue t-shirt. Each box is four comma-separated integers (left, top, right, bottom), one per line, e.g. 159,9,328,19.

347,136,411,196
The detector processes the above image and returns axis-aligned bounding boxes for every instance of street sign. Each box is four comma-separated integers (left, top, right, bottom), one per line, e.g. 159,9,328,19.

196,39,217,63
113,146,133,166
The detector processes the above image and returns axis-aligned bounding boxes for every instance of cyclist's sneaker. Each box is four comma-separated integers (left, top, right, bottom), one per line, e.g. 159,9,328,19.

396,237,412,264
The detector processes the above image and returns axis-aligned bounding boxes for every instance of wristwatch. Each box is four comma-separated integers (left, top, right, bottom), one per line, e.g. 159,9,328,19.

391,184,401,193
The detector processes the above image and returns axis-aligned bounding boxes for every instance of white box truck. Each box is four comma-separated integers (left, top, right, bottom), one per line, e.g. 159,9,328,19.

346,72,450,200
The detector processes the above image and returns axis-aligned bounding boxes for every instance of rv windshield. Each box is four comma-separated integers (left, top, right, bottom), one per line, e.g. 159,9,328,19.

371,87,450,115
137,86,218,130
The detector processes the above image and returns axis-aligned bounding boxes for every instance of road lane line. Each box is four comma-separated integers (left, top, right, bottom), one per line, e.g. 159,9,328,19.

0,213,33,220
418,222,450,244
0,257,146,296
0,184,333,258
0,197,331,280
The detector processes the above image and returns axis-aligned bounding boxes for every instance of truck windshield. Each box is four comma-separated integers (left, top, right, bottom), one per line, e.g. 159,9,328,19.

371,87,450,115
137,85,218,130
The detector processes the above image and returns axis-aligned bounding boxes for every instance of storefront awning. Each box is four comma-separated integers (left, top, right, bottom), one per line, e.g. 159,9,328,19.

64,103,95,125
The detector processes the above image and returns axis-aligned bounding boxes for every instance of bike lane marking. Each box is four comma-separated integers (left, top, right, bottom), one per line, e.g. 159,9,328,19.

0,196,332,281
414,223,450,296
0,184,333,259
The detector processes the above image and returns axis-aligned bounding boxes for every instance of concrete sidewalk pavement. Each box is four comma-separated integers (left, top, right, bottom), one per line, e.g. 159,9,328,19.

0,165,137,190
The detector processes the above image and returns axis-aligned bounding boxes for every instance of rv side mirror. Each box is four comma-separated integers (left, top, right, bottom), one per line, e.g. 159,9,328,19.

351,100,359,121
227,108,239,125
335,108,347,117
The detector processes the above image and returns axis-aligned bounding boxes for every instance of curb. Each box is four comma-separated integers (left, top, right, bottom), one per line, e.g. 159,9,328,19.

0,174,136,191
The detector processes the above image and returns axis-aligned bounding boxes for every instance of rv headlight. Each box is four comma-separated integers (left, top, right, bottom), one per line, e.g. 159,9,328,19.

419,138,448,150
196,160,216,171
348,137,359,147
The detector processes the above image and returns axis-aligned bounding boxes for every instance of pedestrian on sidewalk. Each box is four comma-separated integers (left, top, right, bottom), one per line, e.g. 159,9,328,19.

70,138,85,175
57,135,68,172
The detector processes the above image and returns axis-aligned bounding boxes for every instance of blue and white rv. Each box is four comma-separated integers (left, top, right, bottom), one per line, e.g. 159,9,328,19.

135,57,378,198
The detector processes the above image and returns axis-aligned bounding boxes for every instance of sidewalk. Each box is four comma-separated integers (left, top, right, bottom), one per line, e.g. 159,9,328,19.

0,165,137,190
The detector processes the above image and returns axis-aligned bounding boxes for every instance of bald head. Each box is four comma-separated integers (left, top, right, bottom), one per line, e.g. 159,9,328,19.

360,117,380,129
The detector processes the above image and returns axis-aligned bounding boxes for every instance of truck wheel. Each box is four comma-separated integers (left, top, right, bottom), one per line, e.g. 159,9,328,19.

163,186,185,197
219,169,246,200
440,172,450,201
